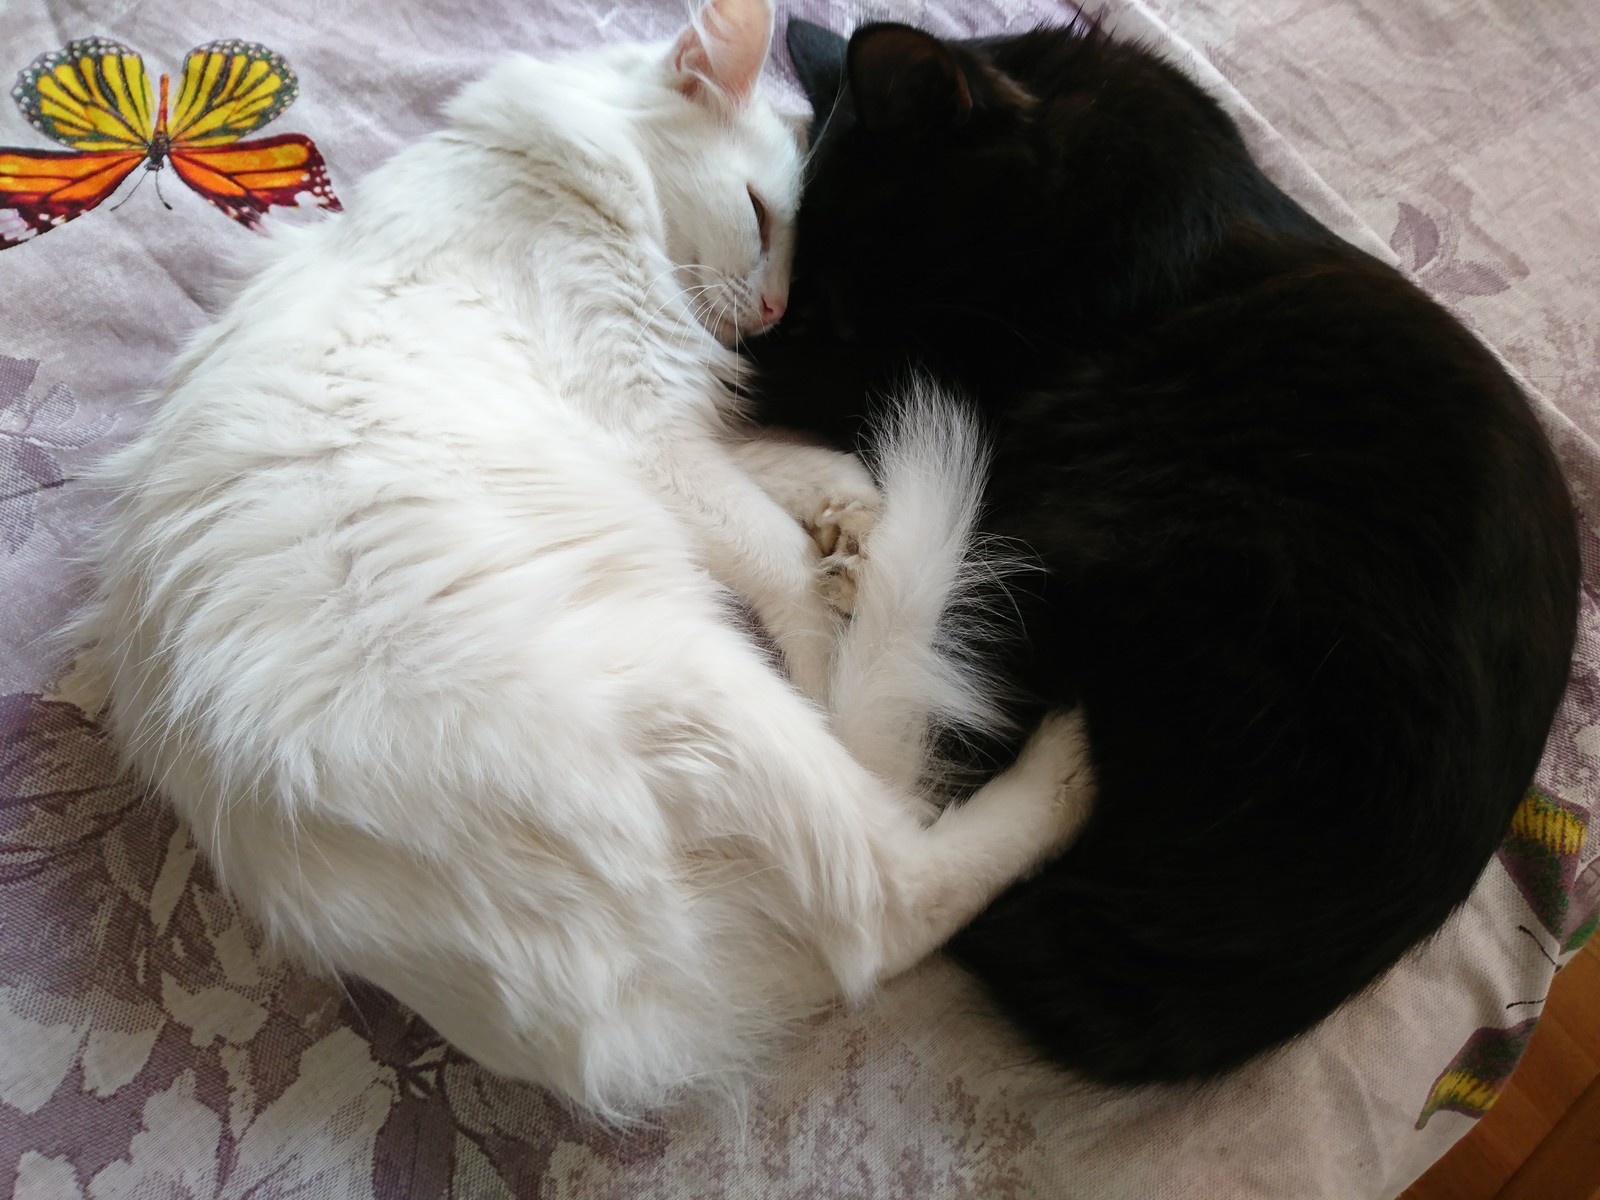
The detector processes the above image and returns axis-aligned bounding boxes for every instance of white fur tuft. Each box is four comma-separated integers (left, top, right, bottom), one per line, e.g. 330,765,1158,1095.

829,385,1023,800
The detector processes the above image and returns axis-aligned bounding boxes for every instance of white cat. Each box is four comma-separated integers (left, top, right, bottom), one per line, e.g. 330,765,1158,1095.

68,0,1093,1117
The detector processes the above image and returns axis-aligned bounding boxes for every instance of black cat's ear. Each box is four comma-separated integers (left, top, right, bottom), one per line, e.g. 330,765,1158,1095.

846,23,972,131
785,18,848,111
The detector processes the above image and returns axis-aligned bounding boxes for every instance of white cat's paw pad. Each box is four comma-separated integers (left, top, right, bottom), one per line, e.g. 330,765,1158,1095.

805,497,880,558
818,549,863,615
812,499,878,615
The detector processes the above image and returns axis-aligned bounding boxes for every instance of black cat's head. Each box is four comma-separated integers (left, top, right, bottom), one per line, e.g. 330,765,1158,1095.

783,18,1260,378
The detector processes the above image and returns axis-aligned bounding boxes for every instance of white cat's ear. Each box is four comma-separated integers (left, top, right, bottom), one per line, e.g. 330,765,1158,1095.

671,0,774,107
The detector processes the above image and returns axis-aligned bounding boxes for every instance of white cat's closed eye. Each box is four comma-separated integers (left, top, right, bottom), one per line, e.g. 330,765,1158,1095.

747,186,770,251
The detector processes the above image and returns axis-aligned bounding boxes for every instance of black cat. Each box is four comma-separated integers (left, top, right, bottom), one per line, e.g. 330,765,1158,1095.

749,18,1581,1084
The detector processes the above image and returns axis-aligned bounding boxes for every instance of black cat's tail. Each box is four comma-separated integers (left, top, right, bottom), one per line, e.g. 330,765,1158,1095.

828,383,1024,797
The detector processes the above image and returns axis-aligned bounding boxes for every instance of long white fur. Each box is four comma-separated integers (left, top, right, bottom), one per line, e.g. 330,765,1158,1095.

830,388,1022,795
66,0,1094,1118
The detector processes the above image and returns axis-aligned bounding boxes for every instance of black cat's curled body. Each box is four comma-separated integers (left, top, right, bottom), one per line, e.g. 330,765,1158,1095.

751,19,1581,1084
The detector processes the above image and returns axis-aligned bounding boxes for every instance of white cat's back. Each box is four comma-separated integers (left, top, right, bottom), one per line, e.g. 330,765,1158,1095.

90,216,823,1111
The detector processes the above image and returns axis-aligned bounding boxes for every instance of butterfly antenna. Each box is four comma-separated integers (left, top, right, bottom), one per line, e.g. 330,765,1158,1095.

152,166,174,211
108,166,149,213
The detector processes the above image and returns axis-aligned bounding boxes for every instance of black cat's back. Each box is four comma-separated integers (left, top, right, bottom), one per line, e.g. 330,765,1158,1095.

961,250,1576,1078
756,19,1580,1082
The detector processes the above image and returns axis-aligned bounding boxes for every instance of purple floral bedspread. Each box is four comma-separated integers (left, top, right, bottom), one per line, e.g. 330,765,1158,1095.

2,1,1596,1197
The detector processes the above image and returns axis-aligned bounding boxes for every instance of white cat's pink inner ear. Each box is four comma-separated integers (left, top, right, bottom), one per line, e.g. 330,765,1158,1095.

673,0,774,105
671,28,707,98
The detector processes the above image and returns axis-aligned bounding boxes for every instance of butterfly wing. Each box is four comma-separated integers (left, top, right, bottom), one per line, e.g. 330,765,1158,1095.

1,38,151,247
167,40,301,147
165,41,342,225
11,37,156,150
0,148,143,248
4,37,339,242
167,133,340,228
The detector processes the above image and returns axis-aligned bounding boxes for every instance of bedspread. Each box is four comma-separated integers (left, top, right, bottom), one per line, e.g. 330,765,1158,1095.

2,1,1595,1197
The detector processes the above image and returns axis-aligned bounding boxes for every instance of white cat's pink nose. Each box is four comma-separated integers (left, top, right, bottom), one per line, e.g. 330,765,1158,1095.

760,294,787,325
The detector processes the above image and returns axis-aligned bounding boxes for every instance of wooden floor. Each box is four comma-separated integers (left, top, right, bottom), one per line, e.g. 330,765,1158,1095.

1400,939,1600,1200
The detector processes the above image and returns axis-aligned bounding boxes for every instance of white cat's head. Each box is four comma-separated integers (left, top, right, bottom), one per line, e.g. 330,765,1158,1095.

445,0,801,345
642,0,801,343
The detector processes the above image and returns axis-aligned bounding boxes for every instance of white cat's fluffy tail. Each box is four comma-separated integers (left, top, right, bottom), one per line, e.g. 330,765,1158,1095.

829,385,1018,801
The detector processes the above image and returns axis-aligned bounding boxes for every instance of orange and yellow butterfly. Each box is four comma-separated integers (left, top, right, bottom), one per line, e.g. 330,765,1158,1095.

0,37,341,250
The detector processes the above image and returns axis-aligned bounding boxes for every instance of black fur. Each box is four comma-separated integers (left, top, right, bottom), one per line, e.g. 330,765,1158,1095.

750,19,1581,1084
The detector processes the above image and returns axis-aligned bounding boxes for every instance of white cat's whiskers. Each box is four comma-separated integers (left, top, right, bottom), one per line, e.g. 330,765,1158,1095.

648,282,719,336
635,262,723,337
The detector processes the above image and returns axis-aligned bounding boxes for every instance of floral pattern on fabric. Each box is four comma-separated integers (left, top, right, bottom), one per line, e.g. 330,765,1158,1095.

1414,1018,1539,1129
4,0,1600,1197
0,357,112,552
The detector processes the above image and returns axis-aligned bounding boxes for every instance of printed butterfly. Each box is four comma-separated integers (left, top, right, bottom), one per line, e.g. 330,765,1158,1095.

0,37,341,250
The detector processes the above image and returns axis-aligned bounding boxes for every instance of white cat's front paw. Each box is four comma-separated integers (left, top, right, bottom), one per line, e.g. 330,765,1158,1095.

809,497,879,615
998,709,1098,862
726,435,882,616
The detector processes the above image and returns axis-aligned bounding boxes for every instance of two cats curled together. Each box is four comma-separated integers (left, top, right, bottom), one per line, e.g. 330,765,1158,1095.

72,0,1578,1120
